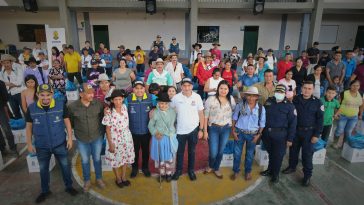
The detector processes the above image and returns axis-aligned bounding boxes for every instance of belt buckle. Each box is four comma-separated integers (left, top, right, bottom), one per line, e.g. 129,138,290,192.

268,128,272,132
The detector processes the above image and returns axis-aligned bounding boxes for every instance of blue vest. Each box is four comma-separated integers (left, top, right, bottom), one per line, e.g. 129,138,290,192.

127,93,153,134
28,100,66,149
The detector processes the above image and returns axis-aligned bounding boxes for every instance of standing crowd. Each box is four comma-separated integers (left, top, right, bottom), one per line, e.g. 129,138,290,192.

1,37,364,204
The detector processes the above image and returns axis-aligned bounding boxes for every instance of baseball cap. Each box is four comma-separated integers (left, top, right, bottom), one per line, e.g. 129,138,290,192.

90,59,98,65
133,81,145,88
78,83,95,94
37,84,53,94
275,84,286,93
181,78,193,85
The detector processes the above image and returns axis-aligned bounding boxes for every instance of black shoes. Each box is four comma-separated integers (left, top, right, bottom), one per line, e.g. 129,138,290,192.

165,175,172,182
302,177,311,187
172,170,182,181
142,169,151,177
35,191,52,203
270,175,279,184
260,169,271,176
130,168,138,178
282,167,296,174
65,187,78,196
188,171,197,181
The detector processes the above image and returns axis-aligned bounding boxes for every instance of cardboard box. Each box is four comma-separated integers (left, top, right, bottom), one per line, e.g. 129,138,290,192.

91,155,112,172
12,129,26,144
341,143,364,163
300,148,326,165
27,154,56,173
255,145,269,166
66,90,79,101
220,154,233,167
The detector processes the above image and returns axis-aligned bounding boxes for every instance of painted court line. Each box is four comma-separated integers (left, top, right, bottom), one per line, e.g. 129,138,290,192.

171,181,179,205
327,157,364,184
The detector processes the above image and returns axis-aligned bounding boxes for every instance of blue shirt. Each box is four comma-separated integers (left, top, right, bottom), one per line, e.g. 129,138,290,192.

343,58,356,78
101,53,113,68
124,93,157,107
127,60,136,69
239,74,259,87
169,43,180,54
232,102,266,131
257,63,269,82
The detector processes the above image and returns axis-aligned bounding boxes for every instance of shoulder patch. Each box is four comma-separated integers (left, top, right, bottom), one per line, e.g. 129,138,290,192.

293,109,297,116
320,105,325,111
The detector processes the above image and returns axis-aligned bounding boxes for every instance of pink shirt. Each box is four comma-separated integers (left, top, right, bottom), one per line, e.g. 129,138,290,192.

210,49,222,60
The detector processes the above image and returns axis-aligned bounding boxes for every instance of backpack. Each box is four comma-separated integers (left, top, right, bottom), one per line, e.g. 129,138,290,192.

237,98,263,127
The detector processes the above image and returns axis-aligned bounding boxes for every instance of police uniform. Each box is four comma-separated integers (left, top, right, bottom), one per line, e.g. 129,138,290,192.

261,90,297,182
283,94,324,186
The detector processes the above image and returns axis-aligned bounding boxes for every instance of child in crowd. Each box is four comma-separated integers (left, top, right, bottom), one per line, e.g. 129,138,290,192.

87,59,105,88
21,74,38,113
144,59,155,83
320,86,340,142
167,86,177,99
148,92,177,182
101,47,113,78
238,64,259,93
149,83,160,96
332,76,344,99
103,89,135,188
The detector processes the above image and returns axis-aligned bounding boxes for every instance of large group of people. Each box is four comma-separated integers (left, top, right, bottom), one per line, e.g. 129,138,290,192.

1,37,364,204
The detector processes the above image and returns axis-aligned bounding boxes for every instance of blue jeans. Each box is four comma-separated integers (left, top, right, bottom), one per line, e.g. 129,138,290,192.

233,130,256,174
36,143,73,193
77,137,103,181
208,125,231,171
334,115,358,138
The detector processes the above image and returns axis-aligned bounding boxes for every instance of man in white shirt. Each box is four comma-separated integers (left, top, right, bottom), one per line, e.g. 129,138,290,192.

165,54,184,92
266,48,277,71
171,78,204,181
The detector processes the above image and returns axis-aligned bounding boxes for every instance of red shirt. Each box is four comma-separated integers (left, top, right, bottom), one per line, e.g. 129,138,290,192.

196,62,215,86
277,60,293,81
94,88,109,107
222,69,234,87
210,48,222,60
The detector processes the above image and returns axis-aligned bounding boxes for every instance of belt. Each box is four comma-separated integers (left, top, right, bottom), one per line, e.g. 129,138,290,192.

238,129,258,135
297,126,315,131
211,123,228,127
266,127,286,132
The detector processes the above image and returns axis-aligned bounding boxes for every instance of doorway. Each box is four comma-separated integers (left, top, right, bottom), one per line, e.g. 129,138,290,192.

93,25,110,51
243,26,259,57
355,26,364,48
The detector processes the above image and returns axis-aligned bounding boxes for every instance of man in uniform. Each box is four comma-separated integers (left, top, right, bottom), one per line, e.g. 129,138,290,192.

282,81,324,186
260,84,297,183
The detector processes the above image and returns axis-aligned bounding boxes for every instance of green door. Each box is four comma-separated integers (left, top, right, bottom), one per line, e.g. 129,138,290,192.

93,25,110,51
355,26,364,48
243,26,259,57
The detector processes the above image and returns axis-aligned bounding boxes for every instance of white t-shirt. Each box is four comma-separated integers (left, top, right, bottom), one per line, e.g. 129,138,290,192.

170,92,204,134
278,78,296,98
266,55,277,70
165,62,184,84
242,59,256,74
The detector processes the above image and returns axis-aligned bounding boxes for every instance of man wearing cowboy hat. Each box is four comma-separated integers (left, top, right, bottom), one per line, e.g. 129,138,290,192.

190,43,202,66
94,73,112,107
210,42,222,61
151,35,166,56
24,56,46,85
146,58,173,92
165,53,184,92
0,54,24,119
231,86,266,181
25,84,78,203
123,49,136,71
68,83,106,192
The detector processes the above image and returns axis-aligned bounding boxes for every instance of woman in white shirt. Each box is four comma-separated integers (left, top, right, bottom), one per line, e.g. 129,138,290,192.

204,68,223,97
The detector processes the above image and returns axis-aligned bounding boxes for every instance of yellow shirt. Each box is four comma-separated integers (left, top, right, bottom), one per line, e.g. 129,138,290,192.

340,90,363,117
134,50,145,64
64,52,81,73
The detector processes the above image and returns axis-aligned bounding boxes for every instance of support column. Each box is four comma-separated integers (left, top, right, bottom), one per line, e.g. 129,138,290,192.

279,14,287,52
58,0,77,48
298,13,310,52
189,0,198,54
307,0,324,47
83,12,92,47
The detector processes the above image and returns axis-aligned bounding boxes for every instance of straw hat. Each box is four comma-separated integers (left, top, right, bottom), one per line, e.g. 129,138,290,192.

243,86,260,96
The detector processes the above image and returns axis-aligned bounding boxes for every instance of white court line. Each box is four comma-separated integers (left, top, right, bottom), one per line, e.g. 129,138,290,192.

171,181,179,205
327,157,364,184
1,145,28,170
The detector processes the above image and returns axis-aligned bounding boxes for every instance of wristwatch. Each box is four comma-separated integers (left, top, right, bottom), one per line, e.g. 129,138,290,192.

199,128,204,132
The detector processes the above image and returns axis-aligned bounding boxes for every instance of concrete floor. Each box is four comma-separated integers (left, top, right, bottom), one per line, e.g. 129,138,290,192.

0,145,363,205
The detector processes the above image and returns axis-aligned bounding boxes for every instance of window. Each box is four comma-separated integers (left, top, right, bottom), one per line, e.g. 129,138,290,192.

197,26,219,43
17,24,46,42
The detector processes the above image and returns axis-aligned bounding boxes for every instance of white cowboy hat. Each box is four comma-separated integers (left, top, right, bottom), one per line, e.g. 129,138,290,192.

97,73,110,82
243,86,260,96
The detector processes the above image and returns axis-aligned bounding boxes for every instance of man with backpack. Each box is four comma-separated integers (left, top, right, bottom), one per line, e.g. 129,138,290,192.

231,86,266,181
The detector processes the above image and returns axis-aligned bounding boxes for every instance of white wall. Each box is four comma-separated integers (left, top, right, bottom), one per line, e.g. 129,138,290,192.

320,14,364,50
285,14,301,50
197,12,282,52
85,11,186,51
0,10,61,49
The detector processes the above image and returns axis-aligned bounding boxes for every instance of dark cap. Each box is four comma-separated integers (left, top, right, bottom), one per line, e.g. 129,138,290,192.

181,78,193,85
90,59,98,65
106,89,128,102
156,92,171,102
118,45,125,49
275,84,286,93
133,80,145,88
67,45,74,49
267,48,273,52
78,83,95,94
37,84,53,94
313,41,319,45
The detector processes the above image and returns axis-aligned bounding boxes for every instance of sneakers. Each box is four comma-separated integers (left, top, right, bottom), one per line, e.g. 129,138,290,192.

83,181,91,192
35,191,52,203
65,187,79,196
96,179,106,189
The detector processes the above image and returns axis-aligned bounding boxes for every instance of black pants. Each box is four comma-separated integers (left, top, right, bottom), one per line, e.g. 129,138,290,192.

8,93,22,119
197,85,207,100
0,106,16,151
321,125,332,142
105,67,112,78
132,133,151,170
67,72,83,84
176,127,199,172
